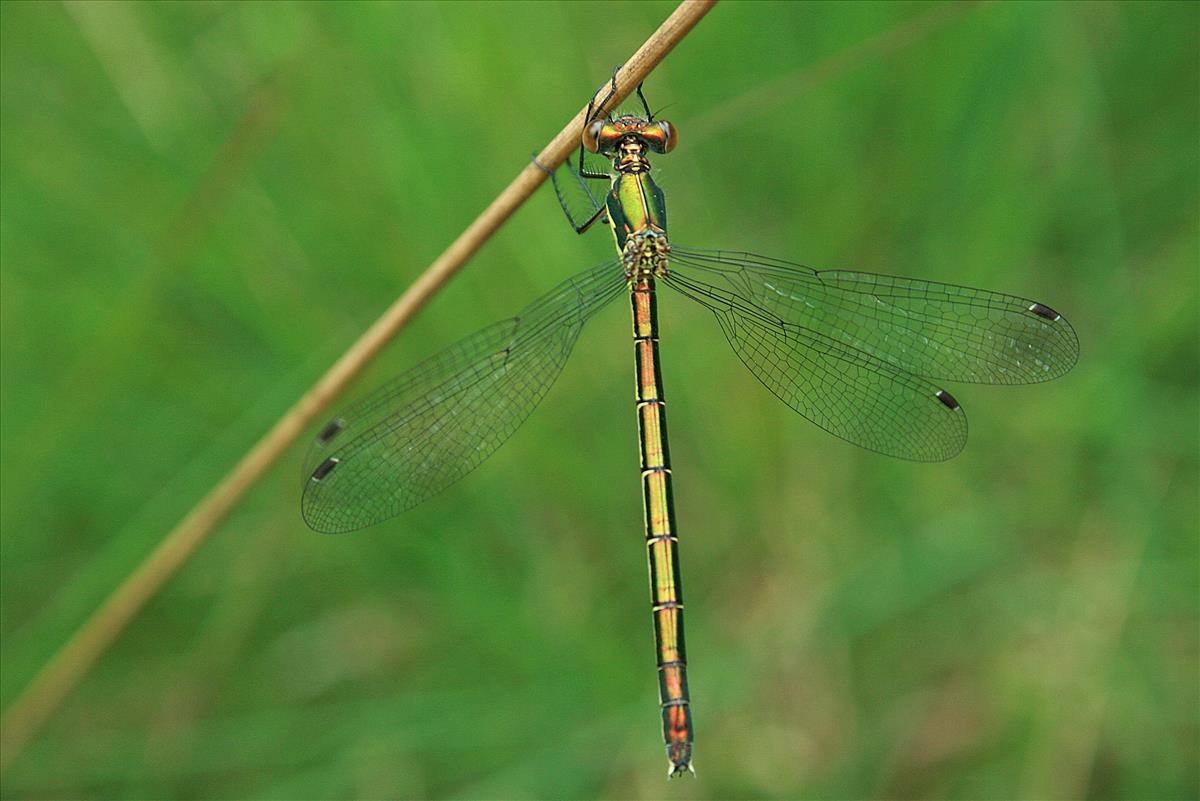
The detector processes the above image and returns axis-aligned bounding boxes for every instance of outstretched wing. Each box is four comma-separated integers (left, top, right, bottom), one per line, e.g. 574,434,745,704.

664,267,968,462
670,248,1078,385
302,260,625,533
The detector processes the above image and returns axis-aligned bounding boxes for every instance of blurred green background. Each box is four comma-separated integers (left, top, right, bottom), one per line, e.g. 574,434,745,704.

2,1,1196,798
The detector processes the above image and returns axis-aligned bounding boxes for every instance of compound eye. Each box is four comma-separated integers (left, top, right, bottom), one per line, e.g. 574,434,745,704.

648,120,676,153
639,121,677,154
658,121,677,153
582,119,604,153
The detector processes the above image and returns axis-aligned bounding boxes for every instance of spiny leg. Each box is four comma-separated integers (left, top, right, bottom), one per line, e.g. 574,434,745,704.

636,82,654,120
535,66,622,234
576,65,622,181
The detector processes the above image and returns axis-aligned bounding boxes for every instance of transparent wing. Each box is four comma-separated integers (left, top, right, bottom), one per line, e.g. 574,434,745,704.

302,259,625,533
670,248,1079,385
663,269,968,462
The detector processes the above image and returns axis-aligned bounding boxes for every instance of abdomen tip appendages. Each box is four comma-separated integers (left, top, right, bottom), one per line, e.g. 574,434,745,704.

667,744,694,778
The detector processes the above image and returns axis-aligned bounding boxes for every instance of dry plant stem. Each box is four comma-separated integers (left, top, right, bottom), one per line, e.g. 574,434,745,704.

0,0,718,773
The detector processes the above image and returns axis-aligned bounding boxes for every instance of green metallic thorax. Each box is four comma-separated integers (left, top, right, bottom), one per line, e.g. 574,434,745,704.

606,171,668,253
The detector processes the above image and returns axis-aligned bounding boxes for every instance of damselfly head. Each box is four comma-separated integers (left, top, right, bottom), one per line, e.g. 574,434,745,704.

583,115,677,156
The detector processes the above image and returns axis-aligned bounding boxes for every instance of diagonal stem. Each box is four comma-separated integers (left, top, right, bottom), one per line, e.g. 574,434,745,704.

0,0,718,773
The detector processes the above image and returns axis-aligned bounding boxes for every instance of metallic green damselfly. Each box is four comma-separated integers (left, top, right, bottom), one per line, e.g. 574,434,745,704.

302,77,1079,777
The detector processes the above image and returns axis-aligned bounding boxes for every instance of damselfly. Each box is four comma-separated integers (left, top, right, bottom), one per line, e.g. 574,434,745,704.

302,76,1079,777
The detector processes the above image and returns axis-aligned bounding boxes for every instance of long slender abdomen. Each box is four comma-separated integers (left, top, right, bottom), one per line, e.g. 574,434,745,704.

631,275,693,777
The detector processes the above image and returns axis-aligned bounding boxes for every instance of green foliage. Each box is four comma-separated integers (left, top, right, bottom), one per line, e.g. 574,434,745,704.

1,1,1196,798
